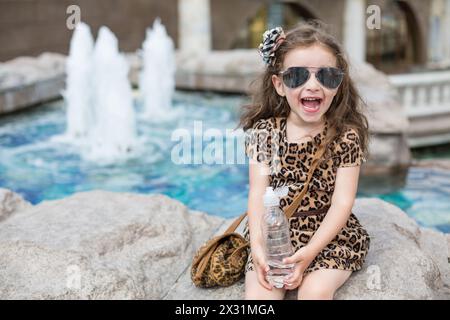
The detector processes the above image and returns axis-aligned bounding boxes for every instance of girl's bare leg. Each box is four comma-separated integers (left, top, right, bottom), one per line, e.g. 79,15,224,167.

244,270,286,300
297,269,352,300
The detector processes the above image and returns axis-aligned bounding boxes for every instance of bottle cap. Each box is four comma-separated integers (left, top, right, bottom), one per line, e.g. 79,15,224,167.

263,186,280,207
274,186,289,197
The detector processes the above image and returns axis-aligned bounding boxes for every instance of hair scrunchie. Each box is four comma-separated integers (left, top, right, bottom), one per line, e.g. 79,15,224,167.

258,26,286,66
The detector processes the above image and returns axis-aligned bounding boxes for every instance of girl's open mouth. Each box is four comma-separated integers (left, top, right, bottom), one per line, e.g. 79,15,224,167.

301,97,322,113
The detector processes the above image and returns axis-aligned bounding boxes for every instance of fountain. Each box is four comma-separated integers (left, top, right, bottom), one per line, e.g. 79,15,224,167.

64,22,94,139
60,23,137,163
60,19,179,164
89,26,137,161
139,18,176,121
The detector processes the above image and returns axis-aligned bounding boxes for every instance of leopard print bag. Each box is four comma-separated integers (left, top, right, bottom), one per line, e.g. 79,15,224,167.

190,141,326,288
191,214,249,287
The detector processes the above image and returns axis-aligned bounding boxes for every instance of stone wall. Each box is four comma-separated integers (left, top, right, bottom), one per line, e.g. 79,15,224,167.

0,0,430,63
0,0,178,62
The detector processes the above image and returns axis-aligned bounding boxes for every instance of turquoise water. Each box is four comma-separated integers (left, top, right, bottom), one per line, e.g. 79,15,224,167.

0,92,249,218
0,92,449,233
358,168,450,233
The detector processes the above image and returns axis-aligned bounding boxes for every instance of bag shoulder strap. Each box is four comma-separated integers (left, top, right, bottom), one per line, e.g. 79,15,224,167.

224,213,247,234
223,118,326,234
284,143,326,218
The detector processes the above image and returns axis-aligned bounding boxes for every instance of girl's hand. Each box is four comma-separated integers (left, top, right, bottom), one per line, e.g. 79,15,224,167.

282,246,316,290
251,243,273,290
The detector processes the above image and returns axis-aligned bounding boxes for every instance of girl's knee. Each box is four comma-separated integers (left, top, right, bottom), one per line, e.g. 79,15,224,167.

297,269,351,300
245,288,284,300
245,289,270,300
298,283,335,300
245,272,285,300
244,279,285,300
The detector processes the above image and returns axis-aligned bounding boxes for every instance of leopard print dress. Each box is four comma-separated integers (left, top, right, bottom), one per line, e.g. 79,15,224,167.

243,116,370,276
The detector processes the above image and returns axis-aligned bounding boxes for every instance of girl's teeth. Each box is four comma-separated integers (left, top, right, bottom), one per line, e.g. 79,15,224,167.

301,98,321,111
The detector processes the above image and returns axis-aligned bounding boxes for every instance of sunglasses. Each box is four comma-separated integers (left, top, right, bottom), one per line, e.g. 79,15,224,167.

279,66,344,89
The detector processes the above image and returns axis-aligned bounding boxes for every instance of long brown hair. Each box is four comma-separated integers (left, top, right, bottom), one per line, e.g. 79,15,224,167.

239,20,369,157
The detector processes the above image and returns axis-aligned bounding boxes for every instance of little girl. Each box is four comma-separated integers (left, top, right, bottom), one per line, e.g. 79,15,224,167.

240,21,370,300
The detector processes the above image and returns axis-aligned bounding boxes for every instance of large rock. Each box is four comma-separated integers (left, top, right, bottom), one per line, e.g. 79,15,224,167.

335,199,449,300
0,190,448,300
166,198,449,300
0,188,31,222
0,190,224,299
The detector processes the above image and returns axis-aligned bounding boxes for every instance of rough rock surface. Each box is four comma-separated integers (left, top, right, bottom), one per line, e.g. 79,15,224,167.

166,198,450,300
0,190,223,299
0,190,448,300
0,188,31,222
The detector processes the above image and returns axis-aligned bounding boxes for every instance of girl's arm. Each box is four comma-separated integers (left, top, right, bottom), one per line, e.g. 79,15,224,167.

247,159,273,289
247,160,270,248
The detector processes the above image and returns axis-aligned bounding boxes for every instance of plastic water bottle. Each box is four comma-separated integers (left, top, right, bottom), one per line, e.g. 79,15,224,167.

262,186,294,288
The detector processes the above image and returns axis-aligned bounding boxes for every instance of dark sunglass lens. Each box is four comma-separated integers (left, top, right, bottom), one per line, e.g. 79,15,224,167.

282,67,310,88
317,68,343,89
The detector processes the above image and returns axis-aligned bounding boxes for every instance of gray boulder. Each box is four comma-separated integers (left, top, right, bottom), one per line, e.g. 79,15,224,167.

0,190,448,300
166,198,450,300
335,199,449,299
0,190,223,299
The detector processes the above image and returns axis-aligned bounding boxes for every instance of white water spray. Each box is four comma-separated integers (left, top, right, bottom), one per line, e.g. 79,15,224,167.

89,26,137,161
65,22,94,139
139,18,176,121
62,23,137,163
